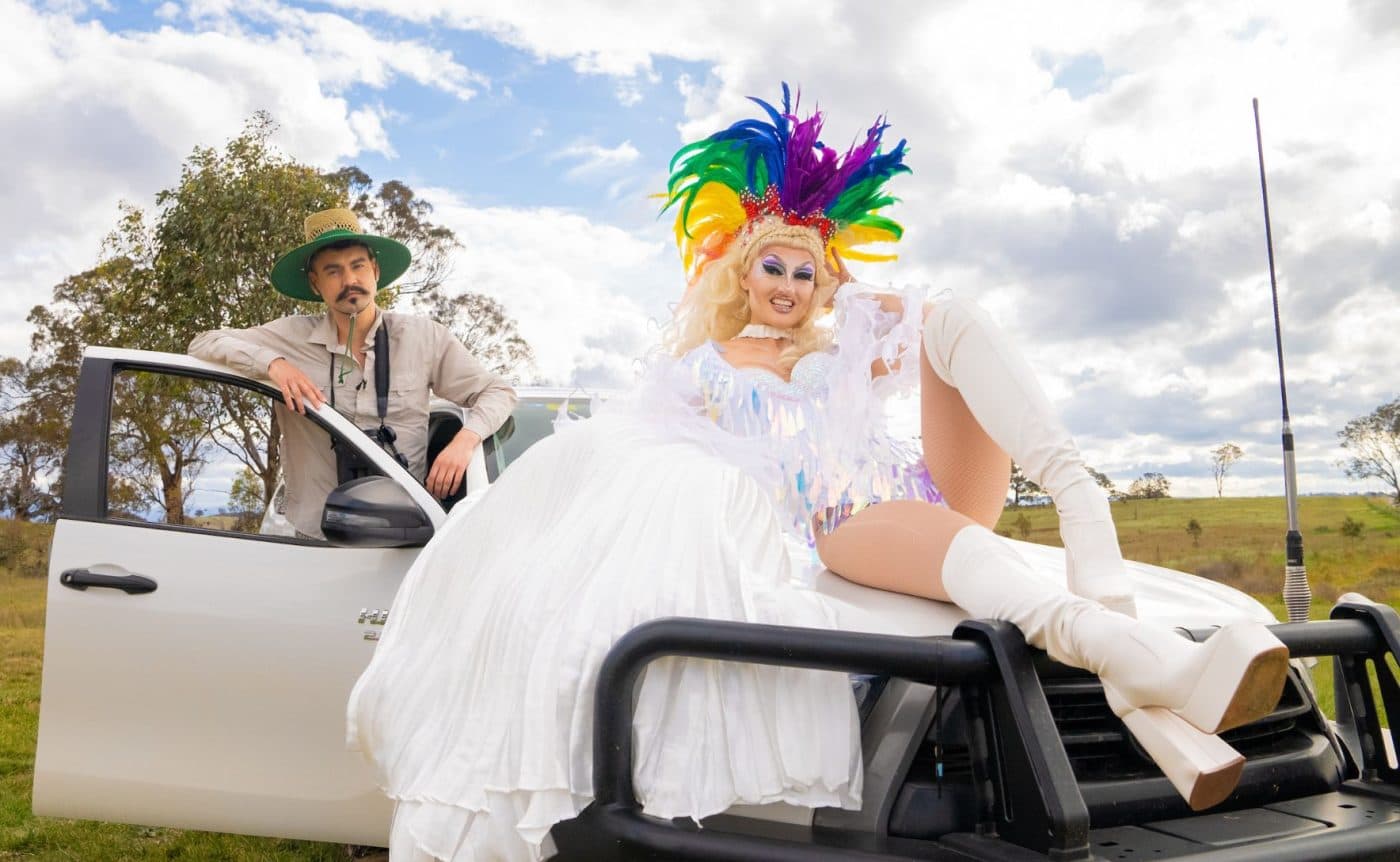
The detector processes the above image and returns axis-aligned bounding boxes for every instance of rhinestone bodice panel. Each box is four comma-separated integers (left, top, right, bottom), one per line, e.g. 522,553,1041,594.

678,339,942,545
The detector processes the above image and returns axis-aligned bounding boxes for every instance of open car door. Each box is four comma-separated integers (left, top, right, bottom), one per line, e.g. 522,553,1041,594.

33,348,445,846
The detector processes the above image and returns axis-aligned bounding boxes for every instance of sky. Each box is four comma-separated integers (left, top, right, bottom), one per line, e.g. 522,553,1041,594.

2,0,1397,499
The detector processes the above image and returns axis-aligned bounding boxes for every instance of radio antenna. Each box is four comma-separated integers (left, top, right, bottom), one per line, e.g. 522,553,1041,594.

1252,97,1310,623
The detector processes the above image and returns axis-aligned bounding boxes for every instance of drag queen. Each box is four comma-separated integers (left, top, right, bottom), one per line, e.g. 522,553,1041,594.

348,85,1289,861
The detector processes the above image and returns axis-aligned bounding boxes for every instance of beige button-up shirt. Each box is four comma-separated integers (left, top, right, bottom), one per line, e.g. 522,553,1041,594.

190,310,517,538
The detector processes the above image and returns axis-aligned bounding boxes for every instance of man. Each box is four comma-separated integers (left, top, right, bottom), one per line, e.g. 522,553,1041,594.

190,207,517,539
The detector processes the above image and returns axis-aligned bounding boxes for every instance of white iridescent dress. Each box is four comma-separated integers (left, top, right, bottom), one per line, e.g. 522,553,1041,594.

347,288,939,862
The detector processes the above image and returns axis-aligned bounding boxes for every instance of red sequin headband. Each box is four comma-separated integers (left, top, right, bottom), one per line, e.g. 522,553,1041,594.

739,186,838,244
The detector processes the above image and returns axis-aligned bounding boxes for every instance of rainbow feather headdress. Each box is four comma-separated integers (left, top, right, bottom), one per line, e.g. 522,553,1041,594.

664,83,910,283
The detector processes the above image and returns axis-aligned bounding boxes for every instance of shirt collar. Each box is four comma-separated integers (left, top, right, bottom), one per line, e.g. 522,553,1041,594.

308,308,384,351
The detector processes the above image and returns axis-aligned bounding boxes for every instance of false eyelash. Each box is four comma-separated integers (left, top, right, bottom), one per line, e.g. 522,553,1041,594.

763,263,785,276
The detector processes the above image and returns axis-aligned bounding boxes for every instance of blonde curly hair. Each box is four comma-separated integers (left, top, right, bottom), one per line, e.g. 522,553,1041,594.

665,219,837,373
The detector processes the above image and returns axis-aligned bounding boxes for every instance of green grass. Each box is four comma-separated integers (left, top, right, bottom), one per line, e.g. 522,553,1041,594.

997,495,1400,731
2,499,1397,857
997,495,1400,606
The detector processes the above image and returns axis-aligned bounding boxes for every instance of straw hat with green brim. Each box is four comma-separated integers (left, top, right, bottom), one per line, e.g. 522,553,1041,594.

270,208,412,302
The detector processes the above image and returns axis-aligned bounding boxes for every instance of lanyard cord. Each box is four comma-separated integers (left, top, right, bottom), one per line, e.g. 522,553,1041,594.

337,312,357,386
329,312,375,412
324,315,409,474
327,313,390,427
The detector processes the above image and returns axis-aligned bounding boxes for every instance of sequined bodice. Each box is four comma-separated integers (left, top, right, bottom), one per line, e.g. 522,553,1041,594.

692,340,833,404
664,289,943,545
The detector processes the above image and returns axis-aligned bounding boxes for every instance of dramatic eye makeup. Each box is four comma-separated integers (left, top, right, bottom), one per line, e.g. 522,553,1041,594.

793,265,815,281
761,255,785,277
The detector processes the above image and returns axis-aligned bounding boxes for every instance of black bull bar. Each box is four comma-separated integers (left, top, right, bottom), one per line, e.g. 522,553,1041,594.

551,597,1400,861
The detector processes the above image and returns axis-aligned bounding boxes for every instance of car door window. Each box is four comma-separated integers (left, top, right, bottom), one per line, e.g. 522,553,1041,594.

104,368,372,540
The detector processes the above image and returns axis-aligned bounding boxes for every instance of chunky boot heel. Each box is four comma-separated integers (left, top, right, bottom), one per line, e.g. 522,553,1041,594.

1105,685,1245,811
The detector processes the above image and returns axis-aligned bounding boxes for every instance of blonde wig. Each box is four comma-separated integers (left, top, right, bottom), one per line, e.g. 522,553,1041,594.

666,219,837,373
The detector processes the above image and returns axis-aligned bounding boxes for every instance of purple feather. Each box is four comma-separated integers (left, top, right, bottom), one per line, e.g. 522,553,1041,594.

674,83,907,224
779,105,827,212
781,108,887,216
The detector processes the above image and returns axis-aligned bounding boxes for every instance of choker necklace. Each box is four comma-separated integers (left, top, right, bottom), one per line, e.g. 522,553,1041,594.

735,323,795,340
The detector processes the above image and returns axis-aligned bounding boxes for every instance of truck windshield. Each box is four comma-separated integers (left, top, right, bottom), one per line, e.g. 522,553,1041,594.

484,396,592,480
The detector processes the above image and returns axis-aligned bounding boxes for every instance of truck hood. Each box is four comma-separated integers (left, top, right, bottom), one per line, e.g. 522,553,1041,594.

804,536,1276,639
453,480,1274,638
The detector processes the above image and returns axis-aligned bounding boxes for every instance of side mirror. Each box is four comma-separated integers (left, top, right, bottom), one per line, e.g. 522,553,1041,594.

321,476,434,548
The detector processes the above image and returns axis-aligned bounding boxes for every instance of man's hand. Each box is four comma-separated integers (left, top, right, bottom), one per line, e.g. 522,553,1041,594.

426,428,480,498
268,358,325,414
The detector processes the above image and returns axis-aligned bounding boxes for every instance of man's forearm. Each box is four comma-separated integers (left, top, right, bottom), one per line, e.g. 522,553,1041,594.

461,380,517,439
452,427,482,451
189,329,286,378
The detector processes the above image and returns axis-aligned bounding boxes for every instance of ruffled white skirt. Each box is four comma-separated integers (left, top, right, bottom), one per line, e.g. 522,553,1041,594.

347,412,863,861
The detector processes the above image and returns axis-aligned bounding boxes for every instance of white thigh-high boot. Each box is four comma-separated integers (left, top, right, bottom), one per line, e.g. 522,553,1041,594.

922,295,1136,617
941,526,1290,810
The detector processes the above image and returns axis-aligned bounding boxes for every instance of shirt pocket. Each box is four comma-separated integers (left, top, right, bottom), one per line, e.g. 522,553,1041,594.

389,384,429,404
385,384,430,428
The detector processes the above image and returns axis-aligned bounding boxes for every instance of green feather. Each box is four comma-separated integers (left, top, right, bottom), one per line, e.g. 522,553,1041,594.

846,213,904,239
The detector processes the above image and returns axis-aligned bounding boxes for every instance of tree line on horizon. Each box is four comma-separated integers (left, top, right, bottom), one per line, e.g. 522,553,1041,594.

1007,411,1400,508
1007,463,1173,506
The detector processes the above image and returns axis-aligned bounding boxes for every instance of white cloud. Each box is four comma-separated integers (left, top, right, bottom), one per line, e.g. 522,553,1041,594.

1116,200,1170,241
980,174,1078,215
182,0,489,101
40,0,111,13
614,79,644,107
417,188,673,387
550,140,641,180
348,104,397,157
310,0,756,76
1346,200,1394,244
0,0,485,361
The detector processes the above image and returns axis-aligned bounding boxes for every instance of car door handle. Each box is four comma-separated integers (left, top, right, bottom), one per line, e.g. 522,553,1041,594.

59,569,158,595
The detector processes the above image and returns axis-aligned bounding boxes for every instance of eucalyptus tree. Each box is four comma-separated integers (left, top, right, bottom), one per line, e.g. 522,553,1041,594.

2,113,533,518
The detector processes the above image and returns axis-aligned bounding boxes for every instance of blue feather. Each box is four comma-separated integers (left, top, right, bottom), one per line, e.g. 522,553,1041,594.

844,138,909,189
745,94,791,193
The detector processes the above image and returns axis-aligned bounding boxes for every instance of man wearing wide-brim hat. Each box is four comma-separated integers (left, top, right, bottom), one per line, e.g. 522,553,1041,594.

190,207,517,539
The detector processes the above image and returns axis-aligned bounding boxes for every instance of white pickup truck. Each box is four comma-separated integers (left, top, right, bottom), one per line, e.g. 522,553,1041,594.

31,346,1400,860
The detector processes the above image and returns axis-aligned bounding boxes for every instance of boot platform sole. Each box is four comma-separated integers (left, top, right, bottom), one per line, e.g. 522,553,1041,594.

1179,625,1291,735
1214,644,1289,733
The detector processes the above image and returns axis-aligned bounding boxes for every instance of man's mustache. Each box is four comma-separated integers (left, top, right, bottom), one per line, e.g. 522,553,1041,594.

336,286,369,303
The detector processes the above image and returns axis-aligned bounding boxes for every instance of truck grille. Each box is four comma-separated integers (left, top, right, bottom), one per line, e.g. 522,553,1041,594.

885,667,1336,841
1042,669,1315,782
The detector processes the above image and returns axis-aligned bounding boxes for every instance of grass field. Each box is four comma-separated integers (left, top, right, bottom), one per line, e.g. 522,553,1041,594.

2,497,1397,859
995,494,1400,606
993,495,1400,724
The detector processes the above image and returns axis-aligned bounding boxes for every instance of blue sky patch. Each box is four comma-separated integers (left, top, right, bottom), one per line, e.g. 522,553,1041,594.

1051,52,1109,99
